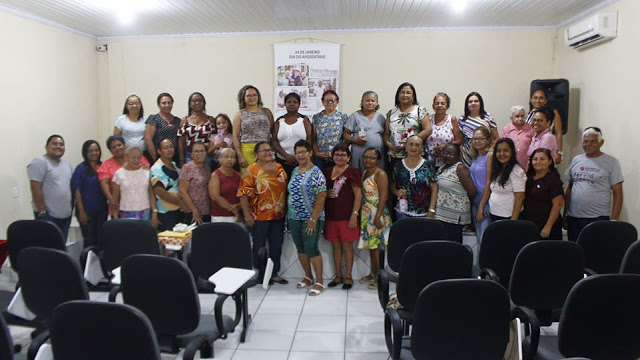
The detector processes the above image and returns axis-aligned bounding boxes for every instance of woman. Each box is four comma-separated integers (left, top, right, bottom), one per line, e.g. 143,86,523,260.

114,94,147,159
459,92,500,166
469,127,494,244
272,92,313,178
233,85,274,170
98,135,150,217
527,89,564,163
323,143,362,290
383,82,431,168
287,140,327,296
178,142,211,224
144,92,181,163
522,148,564,239
359,148,392,290
477,138,526,222
434,144,477,243
502,105,533,168
71,140,108,248
312,90,348,170
177,92,215,168
426,92,462,169
150,139,183,231
527,106,557,162
343,91,386,173
238,141,288,284
209,148,241,223
390,135,438,219
112,147,158,227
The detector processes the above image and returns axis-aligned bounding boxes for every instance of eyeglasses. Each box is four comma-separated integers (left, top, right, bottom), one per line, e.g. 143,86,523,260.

531,117,547,123
295,150,309,156
256,149,273,154
472,137,487,142
323,98,337,103
441,151,457,156
333,153,348,158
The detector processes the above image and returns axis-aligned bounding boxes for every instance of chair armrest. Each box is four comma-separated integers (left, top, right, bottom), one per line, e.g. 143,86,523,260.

378,243,386,271
182,334,211,360
230,291,244,328
213,293,232,337
108,285,121,302
512,303,540,360
378,271,390,311
80,246,95,272
27,329,50,360
585,268,597,276
479,267,500,283
385,308,403,360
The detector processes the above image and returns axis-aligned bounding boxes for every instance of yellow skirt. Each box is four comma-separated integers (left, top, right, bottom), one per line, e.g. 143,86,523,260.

241,142,257,173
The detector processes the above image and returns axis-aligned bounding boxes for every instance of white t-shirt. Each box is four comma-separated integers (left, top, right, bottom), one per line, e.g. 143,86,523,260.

489,165,526,218
115,114,147,150
276,117,307,159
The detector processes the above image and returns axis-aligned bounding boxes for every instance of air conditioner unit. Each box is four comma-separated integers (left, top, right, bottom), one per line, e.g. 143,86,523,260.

564,12,617,50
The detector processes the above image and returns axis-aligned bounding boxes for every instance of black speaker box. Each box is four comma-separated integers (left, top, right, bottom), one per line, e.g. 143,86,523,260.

530,79,569,135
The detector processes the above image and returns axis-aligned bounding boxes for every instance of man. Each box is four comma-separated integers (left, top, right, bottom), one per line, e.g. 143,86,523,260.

27,135,73,240
564,127,624,242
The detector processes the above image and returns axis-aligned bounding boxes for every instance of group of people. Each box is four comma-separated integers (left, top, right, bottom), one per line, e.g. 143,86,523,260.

27,82,624,296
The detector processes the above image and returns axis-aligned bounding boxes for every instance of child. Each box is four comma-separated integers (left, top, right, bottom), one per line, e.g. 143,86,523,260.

112,147,158,227
208,113,234,161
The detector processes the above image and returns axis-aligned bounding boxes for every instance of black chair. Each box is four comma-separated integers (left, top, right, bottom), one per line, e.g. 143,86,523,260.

478,220,539,288
119,254,234,357
577,220,637,274
0,312,26,360
383,241,473,359
620,240,640,274
523,274,640,360
398,279,517,360
509,241,584,359
32,300,166,360
188,222,264,342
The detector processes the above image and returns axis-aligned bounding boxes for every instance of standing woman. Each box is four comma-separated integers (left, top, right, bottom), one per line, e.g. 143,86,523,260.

434,144,477,243
359,148,392,289
502,105,533,168
177,92,215,169
383,82,432,168
71,140,108,248
527,89,564,164
477,138,526,222
237,141,288,284
425,92,463,169
343,91,386,173
521,148,564,239
323,143,362,290
469,127,495,244
114,94,148,161
145,93,181,163
272,92,313,178
287,140,327,296
312,90,348,170
527,106,557,162
150,139,184,231
390,135,438,219
209,148,241,223
233,85,274,171
179,142,211,224
459,92,500,166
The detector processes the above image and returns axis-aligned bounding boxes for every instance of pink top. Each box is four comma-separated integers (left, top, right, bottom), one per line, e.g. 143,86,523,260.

527,128,557,161
502,122,533,168
112,168,151,211
209,132,234,160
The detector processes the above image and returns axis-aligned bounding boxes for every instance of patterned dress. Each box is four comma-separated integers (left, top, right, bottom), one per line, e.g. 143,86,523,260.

312,111,348,154
392,158,437,217
177,121,214,152
286,166,327,221
387,106,428,159
459,114,496,166
434,162,471,225
360,171,392,249
426,114,455,168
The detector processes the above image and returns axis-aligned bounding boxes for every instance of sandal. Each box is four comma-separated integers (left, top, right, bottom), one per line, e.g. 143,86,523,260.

270,277,289,285
367,282,378,290
327,276,343,288
342,277,353,290
309,282,325,296
359,274,376,284
296,276,314,289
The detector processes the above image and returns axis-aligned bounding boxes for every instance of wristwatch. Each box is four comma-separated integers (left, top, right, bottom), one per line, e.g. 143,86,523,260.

38,210,47,217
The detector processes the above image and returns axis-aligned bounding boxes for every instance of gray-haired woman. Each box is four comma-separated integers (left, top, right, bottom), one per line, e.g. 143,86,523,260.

343,91,386,173
209,147,242,223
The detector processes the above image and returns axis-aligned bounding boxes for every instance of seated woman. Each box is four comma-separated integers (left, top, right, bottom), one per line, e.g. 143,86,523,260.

209,148,241,223
527,106,557,162
272,92,312,178
390,135,438,219
434,144,477,243
179,142,211,224
150,139,184,231
477,138,526,222
323,143,362,290
111,147,158,227
287,140,327,296
521,148,564,239
502,105,533,168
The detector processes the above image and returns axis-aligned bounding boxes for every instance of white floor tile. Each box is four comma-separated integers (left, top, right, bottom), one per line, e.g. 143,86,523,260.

288,351,344,360
346,316,384,333
258,299,305,315
291,331,345,353
247,286,268,299
345,333,387,353
297,315,345,332
232,349,288,360
344,353,390,360
264,286,309,300
346,288,378,302
304,288,348,302
347,301,382,317
302,301,347,316
251,313,300,331
236,330,295,351
216,330,242,349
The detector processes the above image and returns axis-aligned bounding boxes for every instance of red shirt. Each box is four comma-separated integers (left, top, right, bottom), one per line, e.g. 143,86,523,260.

210,169,241,216
323,166,362,221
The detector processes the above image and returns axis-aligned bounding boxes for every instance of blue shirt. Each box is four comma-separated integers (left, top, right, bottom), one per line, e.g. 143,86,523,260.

71,163,108,215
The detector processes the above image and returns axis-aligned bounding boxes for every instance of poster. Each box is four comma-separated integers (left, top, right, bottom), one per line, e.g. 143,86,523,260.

273,43,340,119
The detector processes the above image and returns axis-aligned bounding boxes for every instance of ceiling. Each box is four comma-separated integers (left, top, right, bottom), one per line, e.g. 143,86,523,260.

0,0,618,38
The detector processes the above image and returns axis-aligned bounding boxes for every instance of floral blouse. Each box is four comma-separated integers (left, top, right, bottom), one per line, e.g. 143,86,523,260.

237,162,288,221
387,105,428,159
287,166,327,221
312,111,348,154
392,158,437,216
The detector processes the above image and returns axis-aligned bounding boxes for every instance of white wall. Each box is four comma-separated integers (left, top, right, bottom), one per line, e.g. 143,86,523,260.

0,12,98,232
553,0,639,227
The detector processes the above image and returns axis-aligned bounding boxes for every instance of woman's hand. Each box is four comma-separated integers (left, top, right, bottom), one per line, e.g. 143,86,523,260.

320,152,332,160
238,156,248,169
215,140,227,150
433,145,444,156
348,213,358,230
427,211,435,219
540,226,551,239
352,137,367,147
305,219,317,235
78,210,89,226
396,189,407,198
285,154,298,166
374,216,384,229
109,200,119,214
150,213,160,228
555,154,563,164
191,209,203,225
476,208,486,222
562,214,568,230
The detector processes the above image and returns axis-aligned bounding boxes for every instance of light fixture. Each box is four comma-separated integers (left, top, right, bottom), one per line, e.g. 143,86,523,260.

451,0,467,13
84,0,157,24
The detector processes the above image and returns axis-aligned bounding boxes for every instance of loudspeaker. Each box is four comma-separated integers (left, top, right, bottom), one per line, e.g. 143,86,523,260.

530,79,569,135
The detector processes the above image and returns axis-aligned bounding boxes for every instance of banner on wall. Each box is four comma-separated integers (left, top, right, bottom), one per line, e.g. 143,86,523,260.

273,43,340,119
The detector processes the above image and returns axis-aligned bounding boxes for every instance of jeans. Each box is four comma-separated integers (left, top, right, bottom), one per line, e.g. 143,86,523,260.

472,203,492,245
78,210,108,248
35,212,72,242
567,215,610,242
251,219,284,277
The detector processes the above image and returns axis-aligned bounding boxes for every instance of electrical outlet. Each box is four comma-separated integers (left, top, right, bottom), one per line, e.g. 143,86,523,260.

12,187,18,198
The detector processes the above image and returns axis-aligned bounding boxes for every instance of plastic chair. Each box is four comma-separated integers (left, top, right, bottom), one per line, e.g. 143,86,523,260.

577,220,637,274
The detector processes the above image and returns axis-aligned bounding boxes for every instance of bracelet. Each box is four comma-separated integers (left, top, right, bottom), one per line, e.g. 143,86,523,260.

429,208,436,213
353,211,359,215
152,209,158,213
309,218,316,223
557,151,564,156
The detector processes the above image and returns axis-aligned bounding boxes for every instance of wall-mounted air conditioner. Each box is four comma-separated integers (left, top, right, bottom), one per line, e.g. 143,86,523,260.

564,12,617,50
